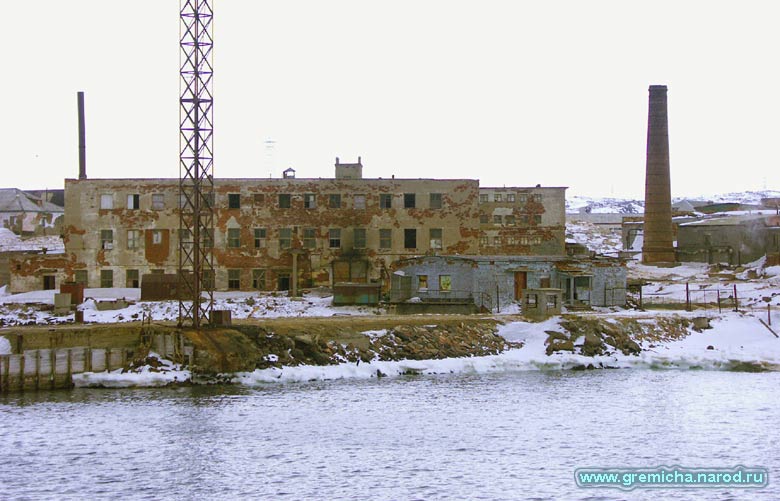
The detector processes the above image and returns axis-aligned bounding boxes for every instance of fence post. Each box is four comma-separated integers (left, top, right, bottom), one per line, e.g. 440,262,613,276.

717,290,722,314
685,283,691,312
769,303,772,326
639,287,643,309
733,284,739,312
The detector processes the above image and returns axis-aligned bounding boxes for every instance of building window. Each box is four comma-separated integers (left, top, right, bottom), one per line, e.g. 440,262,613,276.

518,194,528,204
303,228,316,249
479,215,489,224
252,269,266,290
507,194,516,203
329,228,341,248
495,194,503,202
228,193,241,209
533,214,542,224
546,294,558,308
74,270,88,286
404,228,417,249
279,228,292,249
304,193,317,209
520,236,529,246
253,193,265,206
227,228,241,248
100,194,113,209
202,228,214,248
278,194,291,208
508,236,517,245
505,215,516,225
101,230,114,250
520,215,529,225
354,228,366,249
403,193,416,208
178,229,191,245
152,194,165,210
126,269,139,288
429,193,443,209
228,269,241,290
526,293,538,308
479,236,488,246
493,236,502,246
151,230,163,245
254,228,267,248
430,228,443,250
532,236,542,245
329,194,341,208
127,229,142,249
493,215,502,224
479,194,488,203
379,229,392,249
418,275,428,290
100,269,113,288
127,194,140,209
532,194,543,203
380,194,392,208
439,275,452,292
353,194,366,209
202,270,214,289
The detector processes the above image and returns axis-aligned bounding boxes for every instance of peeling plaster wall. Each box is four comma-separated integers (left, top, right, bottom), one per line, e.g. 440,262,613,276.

61,177,481,290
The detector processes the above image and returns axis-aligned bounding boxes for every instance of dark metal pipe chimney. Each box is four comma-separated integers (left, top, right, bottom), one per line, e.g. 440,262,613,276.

642,85,676,264
77,91,87,179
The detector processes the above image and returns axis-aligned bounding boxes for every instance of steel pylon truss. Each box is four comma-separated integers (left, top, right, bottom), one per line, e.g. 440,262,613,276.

178,0,215,328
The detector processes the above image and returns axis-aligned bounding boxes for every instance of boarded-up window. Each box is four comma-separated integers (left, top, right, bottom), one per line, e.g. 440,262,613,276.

253,193,265,206
252,269,266,290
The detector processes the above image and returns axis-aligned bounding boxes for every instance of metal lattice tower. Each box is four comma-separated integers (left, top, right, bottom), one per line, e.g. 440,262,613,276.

178,0,215,328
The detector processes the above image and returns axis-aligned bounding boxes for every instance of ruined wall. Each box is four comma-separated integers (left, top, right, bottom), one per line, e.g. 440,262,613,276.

478,187,566,256
62,177,480,291
676,221,768,265
8,253,79,293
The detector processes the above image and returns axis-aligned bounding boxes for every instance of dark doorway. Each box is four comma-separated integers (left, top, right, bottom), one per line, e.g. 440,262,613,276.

277,273,290,291
43,275,56,290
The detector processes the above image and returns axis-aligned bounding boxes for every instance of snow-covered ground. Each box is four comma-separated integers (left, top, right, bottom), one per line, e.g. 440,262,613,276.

72,352,191,388
0,227,64,253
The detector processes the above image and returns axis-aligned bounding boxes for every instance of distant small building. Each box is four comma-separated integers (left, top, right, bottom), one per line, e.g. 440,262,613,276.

0,188,63,236
676,215,780,265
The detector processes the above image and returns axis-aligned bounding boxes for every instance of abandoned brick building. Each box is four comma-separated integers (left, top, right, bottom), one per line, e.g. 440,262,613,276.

10,159,568,293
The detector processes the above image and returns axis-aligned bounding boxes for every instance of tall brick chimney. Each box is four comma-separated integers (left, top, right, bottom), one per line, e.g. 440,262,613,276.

77,91,87,180
642,85,676,264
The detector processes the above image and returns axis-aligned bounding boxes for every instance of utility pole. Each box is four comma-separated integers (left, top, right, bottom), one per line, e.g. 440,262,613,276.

178,0,215,328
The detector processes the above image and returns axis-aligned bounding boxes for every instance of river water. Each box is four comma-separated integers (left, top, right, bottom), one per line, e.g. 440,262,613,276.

1,370,778,500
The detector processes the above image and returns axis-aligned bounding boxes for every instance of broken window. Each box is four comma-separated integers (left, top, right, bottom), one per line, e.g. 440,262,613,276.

404,228,417,249
303,228,316,248
532,194,543,203
493,236,502,246
178,228,192,245
507,236,517,245
353,195,366,209
126,269,139,288
525,293,538,308
228,269,241,290
252,269,266,290
495,194,503,202
403,193,416,208
479,236,488,246
429,193,442,209
278,194,291,208
520,215,529,225
518,194,528,204
418,275,428,290
329,228,341,248
202,270,215,289
505,215,516,225
329,194,341,208
227,228,241,248
354,228,367,248
546,294,558,308
254,228,267,248
380,194,392,209
100,269,114,288
152,194,165,210
532,236,542,245
100,194,113,209
279,228,292,249
151,230,163,245
430,228,443,250
507,194,516,203
101,230,114,250
493,215,502,224
127,229,142,249
304,193,317,209
379,229,392,249
533,214,542,224
439,275,452,292
253,193,265,206
202,228,214,248
127,194,140,210
74,270,88,286
228,193,241,209
479,194,488,203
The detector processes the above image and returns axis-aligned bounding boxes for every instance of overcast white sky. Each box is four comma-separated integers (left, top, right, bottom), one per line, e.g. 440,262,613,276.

2,1,778,198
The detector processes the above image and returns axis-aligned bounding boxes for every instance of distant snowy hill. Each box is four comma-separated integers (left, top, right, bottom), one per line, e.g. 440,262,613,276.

567,189,780,214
